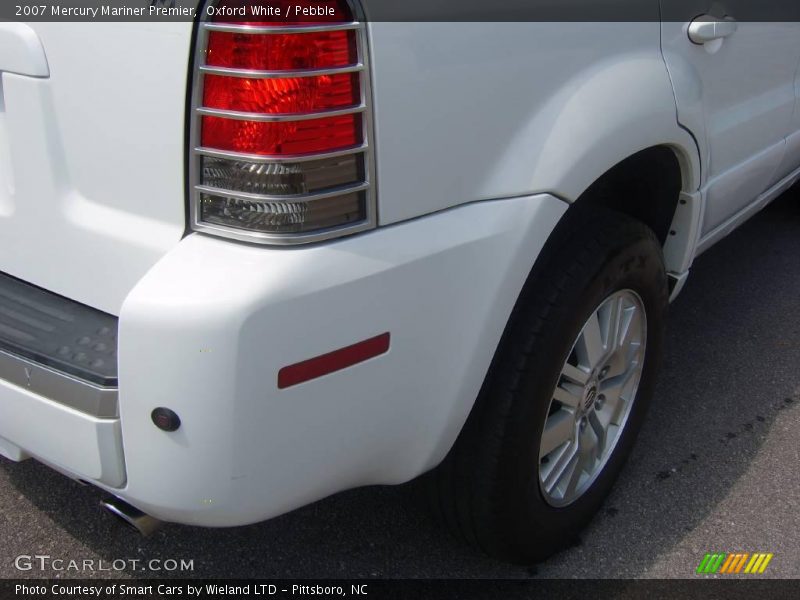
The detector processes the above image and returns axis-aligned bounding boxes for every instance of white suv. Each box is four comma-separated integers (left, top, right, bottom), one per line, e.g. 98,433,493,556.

0,0,798,563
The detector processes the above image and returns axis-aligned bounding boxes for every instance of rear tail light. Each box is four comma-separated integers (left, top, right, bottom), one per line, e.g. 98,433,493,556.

189,0,374,244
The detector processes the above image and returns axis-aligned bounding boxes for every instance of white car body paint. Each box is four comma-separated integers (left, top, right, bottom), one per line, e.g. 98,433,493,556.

369,22,701,223
0,10,798,526
114,196,566,524
0,24,190,314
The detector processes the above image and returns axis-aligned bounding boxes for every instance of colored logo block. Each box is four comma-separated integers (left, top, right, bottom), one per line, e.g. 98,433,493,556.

696,552,774,574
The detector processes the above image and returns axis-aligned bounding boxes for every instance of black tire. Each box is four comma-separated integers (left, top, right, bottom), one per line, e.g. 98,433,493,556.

428,204,669,564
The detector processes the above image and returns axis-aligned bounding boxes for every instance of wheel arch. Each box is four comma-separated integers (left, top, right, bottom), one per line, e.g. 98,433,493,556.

494,53,704,283
566,144,703,290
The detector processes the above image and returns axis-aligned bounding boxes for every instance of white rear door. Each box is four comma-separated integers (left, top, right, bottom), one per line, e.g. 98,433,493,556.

661,1,800,236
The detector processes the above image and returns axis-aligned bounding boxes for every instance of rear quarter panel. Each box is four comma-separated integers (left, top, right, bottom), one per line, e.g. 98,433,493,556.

368,22,700,223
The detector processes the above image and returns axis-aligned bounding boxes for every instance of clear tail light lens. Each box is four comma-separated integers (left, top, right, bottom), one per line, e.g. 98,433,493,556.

201,154,362,195
200,192,365,234
189,0,374,244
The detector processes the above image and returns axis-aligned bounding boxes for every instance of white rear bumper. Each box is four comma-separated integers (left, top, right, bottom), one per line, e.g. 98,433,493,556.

0,384,125,487
0,194,566,526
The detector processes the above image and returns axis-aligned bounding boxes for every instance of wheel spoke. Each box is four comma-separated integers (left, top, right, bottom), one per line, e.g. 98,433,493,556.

553,382,583,409
575,311,605,369
606,303,642,379
561,362,590,386
560,453,583,499
542,440,578,494
618,303,635,349
588,410,607,457
610,394,631,425
564,428,596,498
603,296,624,357
540,410,574,457
580,421,600,465
600,365,638,424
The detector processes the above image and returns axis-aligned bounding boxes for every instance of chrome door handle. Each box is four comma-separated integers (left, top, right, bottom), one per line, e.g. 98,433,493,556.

688,15,738,45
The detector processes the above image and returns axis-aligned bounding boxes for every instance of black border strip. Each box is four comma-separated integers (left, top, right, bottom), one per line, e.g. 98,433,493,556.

2,579,800,600
5,0,800,22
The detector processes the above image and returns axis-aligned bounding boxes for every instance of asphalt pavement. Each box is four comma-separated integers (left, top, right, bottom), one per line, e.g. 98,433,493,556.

1,187,799,580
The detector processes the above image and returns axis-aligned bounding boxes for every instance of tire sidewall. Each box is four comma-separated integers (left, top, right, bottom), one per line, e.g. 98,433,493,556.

498,227,668,561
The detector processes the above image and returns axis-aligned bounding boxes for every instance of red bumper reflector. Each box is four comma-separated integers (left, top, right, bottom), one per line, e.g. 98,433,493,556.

278,332,390,389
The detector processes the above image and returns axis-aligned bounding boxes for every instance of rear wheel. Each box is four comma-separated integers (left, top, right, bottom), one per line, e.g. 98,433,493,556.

539,288,647,508
429,205,668,563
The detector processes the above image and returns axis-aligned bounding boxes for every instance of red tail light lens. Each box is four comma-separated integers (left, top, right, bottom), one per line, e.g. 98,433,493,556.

201,114,361,156
206,30,358,71
202,73,360,114
191,0,373,243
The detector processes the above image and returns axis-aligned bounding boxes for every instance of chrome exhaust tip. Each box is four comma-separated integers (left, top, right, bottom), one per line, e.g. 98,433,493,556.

101,496,162,537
